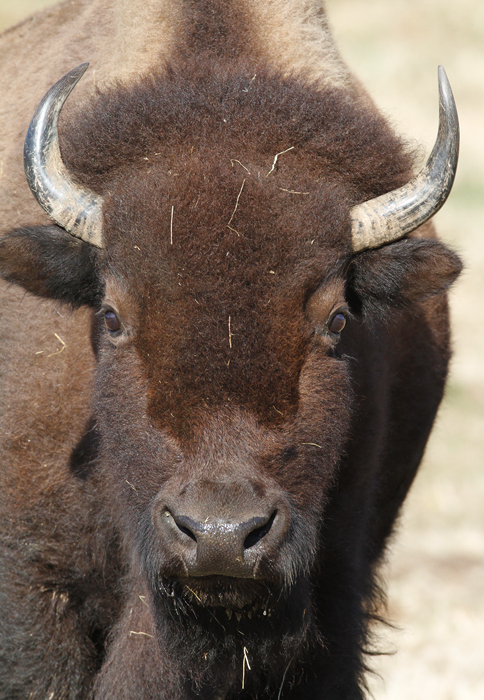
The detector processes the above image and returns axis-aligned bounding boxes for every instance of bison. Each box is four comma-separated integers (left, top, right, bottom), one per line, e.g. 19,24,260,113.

0,1,461,698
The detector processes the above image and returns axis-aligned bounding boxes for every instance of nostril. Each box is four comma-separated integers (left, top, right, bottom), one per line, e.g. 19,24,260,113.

177,523,197,542
244,511,277,550
166,511,198,542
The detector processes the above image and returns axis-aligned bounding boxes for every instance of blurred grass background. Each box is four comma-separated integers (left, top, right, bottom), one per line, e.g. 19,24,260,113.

1,1,482,697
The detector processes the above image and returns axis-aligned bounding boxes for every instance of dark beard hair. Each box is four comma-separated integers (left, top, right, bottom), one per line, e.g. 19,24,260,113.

149,575,317,697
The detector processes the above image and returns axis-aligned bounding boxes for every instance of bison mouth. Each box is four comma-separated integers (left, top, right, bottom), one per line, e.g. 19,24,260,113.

155,576,286,639
154,573,313,647
167,575,276,612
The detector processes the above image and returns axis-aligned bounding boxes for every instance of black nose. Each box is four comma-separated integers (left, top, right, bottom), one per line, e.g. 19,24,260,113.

153,481,290,578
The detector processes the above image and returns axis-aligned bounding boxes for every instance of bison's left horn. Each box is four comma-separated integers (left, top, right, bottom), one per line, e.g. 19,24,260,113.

24,63,104,248
350,66,459,252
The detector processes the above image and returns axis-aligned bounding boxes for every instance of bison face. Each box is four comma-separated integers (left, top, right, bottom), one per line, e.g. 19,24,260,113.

0,65,462,694
79,161,356,683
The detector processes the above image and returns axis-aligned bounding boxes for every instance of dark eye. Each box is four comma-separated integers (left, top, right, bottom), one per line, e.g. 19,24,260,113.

328,313,346,335
104,310,121,333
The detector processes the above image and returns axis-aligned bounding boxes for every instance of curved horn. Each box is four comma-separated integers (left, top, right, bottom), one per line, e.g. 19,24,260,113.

24,63,103,248
350,66,459,253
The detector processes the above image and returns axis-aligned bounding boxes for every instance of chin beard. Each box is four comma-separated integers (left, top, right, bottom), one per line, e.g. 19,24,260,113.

150,575,315,696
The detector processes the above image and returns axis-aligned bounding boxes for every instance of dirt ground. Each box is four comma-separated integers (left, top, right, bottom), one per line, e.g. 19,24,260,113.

1,1,483,698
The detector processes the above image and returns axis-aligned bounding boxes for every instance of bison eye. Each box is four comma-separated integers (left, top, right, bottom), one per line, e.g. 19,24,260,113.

328,312,346,335
104,310,121,333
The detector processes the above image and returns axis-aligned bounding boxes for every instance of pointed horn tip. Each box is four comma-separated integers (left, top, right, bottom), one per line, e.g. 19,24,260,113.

60,62,91,91
437,66,456,108
71,62,90,79
45,63,90,104
438,66,447,95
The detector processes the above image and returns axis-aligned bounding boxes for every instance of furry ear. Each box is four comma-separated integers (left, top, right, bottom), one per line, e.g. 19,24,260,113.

349,238,462,318
0,225,104,307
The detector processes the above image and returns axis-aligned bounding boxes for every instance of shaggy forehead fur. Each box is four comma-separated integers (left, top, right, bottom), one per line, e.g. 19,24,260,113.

59,64,413,438
62,65,412,200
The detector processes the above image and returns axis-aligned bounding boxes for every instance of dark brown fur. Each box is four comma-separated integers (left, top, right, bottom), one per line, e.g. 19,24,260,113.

0,7,461,700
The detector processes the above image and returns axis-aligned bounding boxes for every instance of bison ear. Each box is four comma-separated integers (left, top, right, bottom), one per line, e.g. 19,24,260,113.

349,237,462,318
0,225,104,308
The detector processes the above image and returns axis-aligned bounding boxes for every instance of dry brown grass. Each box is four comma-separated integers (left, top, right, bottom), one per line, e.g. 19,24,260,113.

1,1,483,697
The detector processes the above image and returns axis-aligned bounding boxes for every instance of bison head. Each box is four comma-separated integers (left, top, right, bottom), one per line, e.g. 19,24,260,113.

0,64,461,695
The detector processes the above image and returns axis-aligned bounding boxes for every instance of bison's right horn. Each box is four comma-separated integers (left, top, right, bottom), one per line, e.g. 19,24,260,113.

350,66,459,252
24,63,104,248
